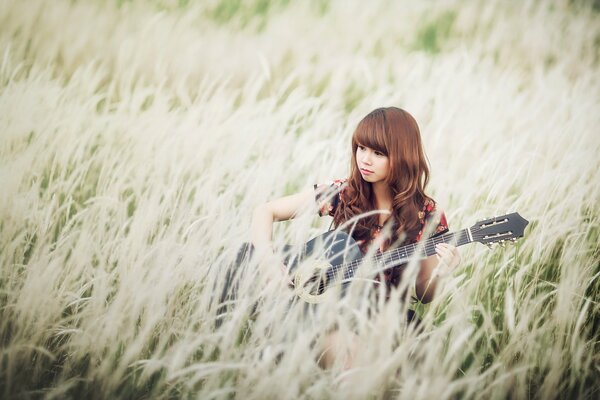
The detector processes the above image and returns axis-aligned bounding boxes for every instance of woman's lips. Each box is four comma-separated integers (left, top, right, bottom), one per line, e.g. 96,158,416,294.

360,168,373,175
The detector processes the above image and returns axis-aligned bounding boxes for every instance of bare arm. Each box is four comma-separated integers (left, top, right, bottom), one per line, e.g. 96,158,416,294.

415,243,460,303
415,255,442,303
251,188,315,260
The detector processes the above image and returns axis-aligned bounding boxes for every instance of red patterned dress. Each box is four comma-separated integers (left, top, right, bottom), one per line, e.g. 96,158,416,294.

314,178,449,292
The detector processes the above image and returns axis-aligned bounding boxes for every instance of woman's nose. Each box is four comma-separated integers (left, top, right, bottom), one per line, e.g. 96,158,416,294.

361,151,372,164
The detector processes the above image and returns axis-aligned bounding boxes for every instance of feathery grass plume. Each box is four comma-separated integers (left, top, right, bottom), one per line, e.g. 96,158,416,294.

0,0,599,398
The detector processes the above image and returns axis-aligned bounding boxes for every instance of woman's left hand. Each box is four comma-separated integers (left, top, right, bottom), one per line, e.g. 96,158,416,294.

434,243,461,277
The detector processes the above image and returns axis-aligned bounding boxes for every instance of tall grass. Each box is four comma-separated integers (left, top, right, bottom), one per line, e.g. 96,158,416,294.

0,0,599,398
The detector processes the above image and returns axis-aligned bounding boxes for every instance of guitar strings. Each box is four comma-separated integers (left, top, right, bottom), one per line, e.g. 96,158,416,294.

322,223,517,279
323,229,471,278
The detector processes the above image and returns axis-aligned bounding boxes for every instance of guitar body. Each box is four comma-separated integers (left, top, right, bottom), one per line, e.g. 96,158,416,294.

285,230,363,303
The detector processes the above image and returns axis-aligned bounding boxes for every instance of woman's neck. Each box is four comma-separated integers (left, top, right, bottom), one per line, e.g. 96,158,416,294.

372,181,393,212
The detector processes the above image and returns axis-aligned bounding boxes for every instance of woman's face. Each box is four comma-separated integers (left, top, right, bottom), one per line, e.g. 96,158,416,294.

356,144,390,183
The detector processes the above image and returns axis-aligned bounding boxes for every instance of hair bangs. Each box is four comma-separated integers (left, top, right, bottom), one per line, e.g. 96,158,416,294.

353,111,389,155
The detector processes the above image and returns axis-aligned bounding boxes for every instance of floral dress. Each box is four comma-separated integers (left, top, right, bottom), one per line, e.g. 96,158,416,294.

314,178,449,294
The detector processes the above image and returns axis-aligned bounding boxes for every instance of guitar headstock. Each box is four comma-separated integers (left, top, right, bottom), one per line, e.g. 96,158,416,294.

470,212,529,247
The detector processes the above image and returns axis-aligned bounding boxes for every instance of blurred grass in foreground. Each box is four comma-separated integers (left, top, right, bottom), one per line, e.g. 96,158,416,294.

0,0,599,398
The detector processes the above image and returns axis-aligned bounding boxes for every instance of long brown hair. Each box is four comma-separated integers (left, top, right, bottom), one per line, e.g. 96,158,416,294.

333,107,432,247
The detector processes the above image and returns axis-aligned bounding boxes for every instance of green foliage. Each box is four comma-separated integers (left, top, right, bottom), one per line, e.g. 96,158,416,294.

413,11,456,54
206,0,292,31
343,82,364,113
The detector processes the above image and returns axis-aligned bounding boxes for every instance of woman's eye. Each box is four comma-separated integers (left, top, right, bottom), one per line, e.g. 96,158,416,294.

375,151,384,156
358,145,365,151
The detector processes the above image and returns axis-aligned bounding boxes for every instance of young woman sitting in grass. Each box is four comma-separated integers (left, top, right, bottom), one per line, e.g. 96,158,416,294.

249,106,461,368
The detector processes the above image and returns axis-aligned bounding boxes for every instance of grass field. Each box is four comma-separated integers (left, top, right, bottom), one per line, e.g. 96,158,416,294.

1,0,599,398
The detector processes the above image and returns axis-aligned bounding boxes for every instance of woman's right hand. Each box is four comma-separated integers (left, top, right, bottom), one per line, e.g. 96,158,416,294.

280,263,296,289
250,189,315,291
257,250,295,290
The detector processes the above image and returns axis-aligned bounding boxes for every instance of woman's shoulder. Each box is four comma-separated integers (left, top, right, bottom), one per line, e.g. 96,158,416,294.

314,178,348,217
416,197,449,239
314,177,348,192
328,177,348,187
418,198,437,219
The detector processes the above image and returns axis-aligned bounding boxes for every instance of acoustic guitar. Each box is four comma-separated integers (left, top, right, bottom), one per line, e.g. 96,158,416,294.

286,212,529,303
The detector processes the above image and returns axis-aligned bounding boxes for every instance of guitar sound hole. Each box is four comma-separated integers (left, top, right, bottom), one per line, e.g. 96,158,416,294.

305,268,328,295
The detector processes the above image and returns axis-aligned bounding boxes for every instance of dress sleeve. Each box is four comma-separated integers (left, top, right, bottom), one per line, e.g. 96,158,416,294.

313,179,347,217
415,199,449,241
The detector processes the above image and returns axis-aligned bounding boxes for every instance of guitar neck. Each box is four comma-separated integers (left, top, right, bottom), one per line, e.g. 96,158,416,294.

315,212,528,287
374,228,473,268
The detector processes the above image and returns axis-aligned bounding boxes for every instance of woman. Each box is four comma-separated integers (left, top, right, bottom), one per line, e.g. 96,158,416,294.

250,107,460,368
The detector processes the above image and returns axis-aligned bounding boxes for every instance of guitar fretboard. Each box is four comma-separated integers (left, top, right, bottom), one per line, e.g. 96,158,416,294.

329,228,473,281
375,228,472,268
